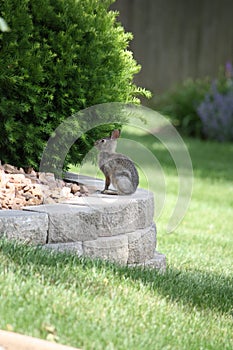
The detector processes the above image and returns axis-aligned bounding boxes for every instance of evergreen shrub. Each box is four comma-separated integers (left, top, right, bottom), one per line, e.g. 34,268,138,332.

0,0,150,170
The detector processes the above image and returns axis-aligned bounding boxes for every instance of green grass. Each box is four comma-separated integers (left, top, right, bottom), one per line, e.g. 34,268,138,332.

1,134,233,350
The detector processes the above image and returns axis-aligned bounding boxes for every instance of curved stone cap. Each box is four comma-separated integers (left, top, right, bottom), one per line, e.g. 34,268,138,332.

25,188,154,243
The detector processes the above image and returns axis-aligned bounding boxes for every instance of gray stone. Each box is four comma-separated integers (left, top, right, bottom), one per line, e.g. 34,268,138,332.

60,188,155,236
127,224,157,264
0,210,48,244
23,189,154,241
144,252,167,272
83,235,128,264
129,251,166,272
24,204,99,243
64,172,105,191
96,197,154,236
44,241,83,256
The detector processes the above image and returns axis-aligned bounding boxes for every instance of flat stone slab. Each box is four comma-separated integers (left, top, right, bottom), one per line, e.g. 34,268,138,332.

129,252,167,273
83,234,129,265
64,172,104,191
0,210,48,244
45,241,83,256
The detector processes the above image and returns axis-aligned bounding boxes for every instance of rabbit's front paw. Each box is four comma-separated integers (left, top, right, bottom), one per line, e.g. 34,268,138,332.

101,189,118,195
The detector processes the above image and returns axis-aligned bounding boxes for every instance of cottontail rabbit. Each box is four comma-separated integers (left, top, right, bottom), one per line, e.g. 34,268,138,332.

95,129,139,195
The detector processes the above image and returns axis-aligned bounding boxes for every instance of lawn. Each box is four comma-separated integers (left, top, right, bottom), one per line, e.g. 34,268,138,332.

0,133,233,350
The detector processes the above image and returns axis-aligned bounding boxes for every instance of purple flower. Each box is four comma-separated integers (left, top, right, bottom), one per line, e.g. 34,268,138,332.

225,61,233,79
197,81,233,141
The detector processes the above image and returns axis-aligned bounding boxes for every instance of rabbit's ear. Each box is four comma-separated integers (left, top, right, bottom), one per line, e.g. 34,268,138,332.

111,129,120,139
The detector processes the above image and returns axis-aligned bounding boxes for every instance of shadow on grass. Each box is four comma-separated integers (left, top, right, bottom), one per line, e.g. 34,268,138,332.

122,265,233,316
1,239,232,316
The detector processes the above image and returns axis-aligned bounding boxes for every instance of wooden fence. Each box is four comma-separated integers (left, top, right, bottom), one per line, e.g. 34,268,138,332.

111,0,233,94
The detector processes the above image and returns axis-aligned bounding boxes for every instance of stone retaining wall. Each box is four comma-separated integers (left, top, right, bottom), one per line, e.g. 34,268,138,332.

0,187,166,271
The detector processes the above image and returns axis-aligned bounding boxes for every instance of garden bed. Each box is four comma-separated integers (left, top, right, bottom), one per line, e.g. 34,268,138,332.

0,162,90,210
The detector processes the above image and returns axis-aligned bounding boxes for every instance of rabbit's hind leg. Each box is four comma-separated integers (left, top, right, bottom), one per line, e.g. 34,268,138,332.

112,175,135,195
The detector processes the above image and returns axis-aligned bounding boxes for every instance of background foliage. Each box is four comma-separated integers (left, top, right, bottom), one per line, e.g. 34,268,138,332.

0,0,149,170
152,78,210,137
153,63,233,141
197,64,233,142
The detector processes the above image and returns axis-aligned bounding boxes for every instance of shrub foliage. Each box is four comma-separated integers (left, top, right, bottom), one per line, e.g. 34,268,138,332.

154,63,233,141
153,78,210,137
0,0,149,169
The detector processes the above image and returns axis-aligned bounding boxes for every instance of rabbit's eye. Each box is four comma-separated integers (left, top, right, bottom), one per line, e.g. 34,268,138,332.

101,139,105,143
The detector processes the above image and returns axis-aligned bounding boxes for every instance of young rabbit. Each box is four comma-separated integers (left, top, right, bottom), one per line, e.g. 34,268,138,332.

94,129,139,195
